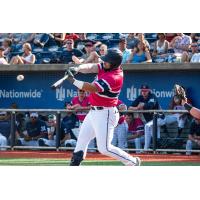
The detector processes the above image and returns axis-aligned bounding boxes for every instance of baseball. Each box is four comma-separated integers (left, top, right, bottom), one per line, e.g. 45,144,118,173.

17,74,24,81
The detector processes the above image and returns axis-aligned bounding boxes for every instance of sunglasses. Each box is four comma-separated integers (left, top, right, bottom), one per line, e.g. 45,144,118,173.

67,42,72,45
31,116,37,119
191,45,198,47
79,90,85,92
100,49,104,51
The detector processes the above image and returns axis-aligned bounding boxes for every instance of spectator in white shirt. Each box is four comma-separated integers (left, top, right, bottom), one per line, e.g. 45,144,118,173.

0,47,8,65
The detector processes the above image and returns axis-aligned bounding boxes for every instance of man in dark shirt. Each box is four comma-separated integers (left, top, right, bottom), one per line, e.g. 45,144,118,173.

60,110,79,147
186,118,200,155
129,84,159,122
0,112,11,150
17,112,48,146
128,84,165,151
60,39,84,64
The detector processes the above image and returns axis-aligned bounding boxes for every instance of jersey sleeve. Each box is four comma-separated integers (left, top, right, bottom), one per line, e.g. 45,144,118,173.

94,78,112,93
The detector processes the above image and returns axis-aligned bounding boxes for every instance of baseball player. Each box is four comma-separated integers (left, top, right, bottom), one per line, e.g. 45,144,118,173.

65,48,141,166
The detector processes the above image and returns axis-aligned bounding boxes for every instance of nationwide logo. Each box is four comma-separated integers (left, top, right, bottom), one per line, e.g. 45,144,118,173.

56,87,78,101
127,85,174,101
0,89,43,98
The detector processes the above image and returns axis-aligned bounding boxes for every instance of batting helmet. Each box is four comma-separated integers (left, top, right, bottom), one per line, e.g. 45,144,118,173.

101,48,123,69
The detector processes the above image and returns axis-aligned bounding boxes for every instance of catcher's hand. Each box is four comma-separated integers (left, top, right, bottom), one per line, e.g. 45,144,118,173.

174,84,187,101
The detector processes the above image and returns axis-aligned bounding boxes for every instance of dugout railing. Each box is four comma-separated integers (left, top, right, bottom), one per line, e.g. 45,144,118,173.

1,108,199,154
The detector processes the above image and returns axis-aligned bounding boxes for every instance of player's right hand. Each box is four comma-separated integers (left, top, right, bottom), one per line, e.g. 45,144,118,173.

69,67,79,76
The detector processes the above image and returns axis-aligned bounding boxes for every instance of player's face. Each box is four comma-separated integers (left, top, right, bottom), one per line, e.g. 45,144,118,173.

141,89,150,98
125,114,133,124
78,90,86,97
103,62,111,69
30,116,37,123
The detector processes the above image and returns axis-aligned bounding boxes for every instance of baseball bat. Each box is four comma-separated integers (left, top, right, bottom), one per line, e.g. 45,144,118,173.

51,74,69,89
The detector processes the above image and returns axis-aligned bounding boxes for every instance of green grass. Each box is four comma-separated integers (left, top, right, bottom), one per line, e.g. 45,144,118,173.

0,158,200,166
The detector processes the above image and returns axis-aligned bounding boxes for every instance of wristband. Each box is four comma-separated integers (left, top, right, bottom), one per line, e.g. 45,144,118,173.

73,79,84,89
184,103,192,112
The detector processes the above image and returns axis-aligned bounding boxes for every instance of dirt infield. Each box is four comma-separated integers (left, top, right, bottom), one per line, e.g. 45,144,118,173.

0,150,200,162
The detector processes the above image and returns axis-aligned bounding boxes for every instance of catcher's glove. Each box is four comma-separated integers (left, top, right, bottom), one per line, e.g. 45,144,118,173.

174,84,186,101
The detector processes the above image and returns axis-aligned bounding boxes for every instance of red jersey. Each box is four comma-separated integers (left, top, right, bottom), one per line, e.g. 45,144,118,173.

128,118,144,135
71,96,90,122
90,63,123,107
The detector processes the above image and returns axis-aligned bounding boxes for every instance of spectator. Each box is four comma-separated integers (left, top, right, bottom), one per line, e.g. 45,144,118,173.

60,39,84,64
126,113,144,153
64,33,79,42
186,118,200,155
17,112,48,146
152,33,169,58
137,33,150,50
190,33,200,43
118,38,131,64
164,95,187,138
126,33,139,49
2,38,12,60
165,33,177,42
169,33,192,62
52,33,66,46
0,112,12,150
74,33,88,52
98,44,108,56
72,40,99,64
127,41,152,63
38,114,57,147
33,33,50,48
128,84,165,151
190,42,200,63
68,89,91,123
10,43,36,64
0,47,8,64
112,100,128,149
12,33,36,51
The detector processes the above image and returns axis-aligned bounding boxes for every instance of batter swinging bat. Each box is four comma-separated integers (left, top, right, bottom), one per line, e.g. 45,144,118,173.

51,73,69,89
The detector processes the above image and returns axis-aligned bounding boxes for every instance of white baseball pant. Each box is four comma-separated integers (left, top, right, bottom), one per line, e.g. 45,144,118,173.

185,140,200,155
112,122,128,149
144,118,166,150
74,107,138,166
165,114,186,128
128,136,145,153
18,138,39,146
0,133,7,151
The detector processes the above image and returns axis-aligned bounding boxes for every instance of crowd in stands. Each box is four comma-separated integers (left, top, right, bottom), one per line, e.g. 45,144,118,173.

0,33,200,65
1,84,200,155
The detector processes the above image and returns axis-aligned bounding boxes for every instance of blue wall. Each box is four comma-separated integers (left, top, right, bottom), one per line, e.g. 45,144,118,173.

0,71,199,109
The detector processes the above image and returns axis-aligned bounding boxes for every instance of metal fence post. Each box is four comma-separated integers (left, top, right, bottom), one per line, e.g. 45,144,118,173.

56,112,61,151
10,111,16,150
152,112,158,153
